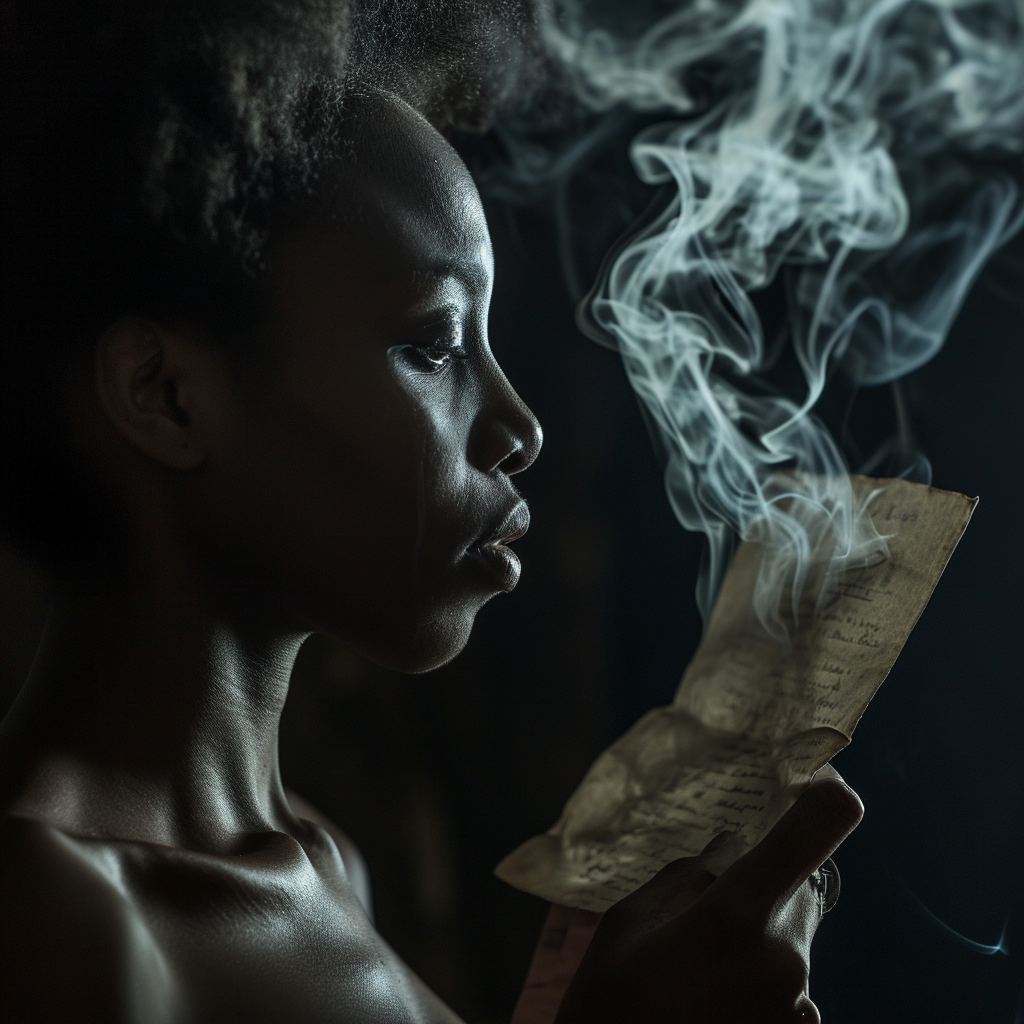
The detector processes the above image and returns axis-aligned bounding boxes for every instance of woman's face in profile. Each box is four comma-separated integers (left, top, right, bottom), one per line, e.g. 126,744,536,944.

197,94,542,672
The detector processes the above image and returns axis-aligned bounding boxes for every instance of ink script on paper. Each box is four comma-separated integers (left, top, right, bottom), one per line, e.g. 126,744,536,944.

495,477,976,912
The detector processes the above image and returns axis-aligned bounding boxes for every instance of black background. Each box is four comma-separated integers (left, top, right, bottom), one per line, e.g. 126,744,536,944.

1,141,1022,1024
286,179,1024,1022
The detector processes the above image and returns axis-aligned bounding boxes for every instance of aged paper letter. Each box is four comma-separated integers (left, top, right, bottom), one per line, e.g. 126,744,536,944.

496,477,976,911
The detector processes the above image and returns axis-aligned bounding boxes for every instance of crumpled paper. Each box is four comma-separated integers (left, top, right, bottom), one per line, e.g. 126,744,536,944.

496,477,976,911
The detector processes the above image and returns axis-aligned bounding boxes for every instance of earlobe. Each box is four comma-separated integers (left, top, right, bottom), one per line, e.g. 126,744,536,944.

95,318,206,471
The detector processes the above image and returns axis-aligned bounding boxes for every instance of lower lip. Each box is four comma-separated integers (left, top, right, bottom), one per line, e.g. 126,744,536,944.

475,542,522,593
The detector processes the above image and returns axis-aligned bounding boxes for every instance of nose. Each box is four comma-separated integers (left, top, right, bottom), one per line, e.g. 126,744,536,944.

471,371,543,477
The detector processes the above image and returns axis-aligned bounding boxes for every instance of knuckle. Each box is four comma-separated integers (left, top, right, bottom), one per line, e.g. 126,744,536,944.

766,1004,819,1024
759,992,822,1024
795,997,822,1024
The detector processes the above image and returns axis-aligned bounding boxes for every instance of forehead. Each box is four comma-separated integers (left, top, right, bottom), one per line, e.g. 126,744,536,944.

331,94,492,289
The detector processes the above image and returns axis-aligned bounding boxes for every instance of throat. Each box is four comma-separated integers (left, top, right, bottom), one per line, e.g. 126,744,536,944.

0,574,308,852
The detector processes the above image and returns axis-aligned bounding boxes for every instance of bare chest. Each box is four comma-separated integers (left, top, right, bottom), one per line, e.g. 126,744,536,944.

100,833,460,1024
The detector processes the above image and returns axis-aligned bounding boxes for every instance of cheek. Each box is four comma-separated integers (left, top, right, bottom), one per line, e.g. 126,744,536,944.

196,363,423,613
355,371,496,668
281,389,422,585
194,356,492,670
398,372,483,571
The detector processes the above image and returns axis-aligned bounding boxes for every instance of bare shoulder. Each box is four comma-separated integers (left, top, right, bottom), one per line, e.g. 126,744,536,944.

0,812,459,1024
0,814,176,1024
285,788,374,918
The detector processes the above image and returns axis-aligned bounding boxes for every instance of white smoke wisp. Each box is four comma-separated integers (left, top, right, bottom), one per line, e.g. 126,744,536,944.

539,0,1024,638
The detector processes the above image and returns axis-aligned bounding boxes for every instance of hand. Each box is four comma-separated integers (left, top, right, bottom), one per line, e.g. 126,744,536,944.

552,777,864,1024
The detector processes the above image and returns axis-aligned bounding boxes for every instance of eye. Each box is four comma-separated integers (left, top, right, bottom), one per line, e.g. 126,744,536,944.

405,321,469,373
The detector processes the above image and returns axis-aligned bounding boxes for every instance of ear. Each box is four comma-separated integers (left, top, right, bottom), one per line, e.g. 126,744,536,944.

95,318,209,470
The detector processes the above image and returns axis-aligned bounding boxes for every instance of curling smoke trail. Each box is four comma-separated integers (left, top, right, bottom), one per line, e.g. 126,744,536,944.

534,0,1024,635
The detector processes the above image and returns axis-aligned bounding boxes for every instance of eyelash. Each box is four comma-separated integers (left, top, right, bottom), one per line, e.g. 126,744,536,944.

406,329,469,372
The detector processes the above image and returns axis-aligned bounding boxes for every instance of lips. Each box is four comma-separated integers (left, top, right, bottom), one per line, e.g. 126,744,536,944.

474,501,530,592
483,501,531,548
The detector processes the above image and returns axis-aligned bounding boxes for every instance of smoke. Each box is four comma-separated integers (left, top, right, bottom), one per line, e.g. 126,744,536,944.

907,887,1011,955
487,0,1024,636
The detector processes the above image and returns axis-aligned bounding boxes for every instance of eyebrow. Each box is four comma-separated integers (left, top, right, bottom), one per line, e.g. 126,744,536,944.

419,253,492,292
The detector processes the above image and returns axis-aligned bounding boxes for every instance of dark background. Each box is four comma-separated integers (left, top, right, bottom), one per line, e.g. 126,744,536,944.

1,160,1022,1024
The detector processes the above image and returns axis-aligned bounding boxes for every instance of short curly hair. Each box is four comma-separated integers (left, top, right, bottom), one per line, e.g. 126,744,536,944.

0,0,536,573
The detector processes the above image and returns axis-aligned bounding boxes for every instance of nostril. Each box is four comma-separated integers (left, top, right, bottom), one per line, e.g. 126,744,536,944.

503,420,542,476
500,444,527,476
470,380,543,475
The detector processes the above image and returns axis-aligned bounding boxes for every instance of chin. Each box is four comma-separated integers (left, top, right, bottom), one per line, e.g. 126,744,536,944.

378,600,486,674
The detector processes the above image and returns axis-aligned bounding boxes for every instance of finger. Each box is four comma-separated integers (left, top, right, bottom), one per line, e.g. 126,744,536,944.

605,857,715,931
713,778,863,912
775,872,827,956
796,994,822,1024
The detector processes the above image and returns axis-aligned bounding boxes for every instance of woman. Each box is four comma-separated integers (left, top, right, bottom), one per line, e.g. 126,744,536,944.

0,2,862,1021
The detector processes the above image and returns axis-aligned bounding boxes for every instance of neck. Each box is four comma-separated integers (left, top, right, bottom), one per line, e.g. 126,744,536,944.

0,558,308,852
